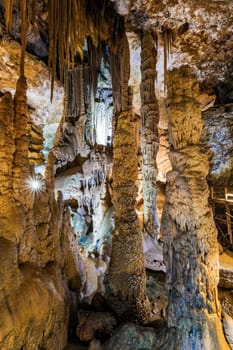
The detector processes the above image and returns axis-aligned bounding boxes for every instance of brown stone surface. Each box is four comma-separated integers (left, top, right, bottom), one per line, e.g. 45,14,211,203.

0,80,82,349
0,38,63,127
1,2,233,349
201,105,233,186
162,65,229,349
219,251,233,289
109,111,150,323
76,309,117,342
140,30,160,238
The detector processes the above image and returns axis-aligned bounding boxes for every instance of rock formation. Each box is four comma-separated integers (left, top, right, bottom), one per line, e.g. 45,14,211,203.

109,110,150,323
162,65,229,349
1,1,233,349
140,30,160,238
0,79,82,349
109,33,150,323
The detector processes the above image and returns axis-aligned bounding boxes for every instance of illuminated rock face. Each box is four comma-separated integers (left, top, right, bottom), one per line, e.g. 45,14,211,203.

1,1,233,348
162,66,230,349
109,111,150,323
201,105,233,186
0,81,82,350
140,30,160,238
52,61,114,257
108,33,151,324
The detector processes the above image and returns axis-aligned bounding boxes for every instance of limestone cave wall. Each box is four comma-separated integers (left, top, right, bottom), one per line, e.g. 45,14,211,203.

1,1,233,350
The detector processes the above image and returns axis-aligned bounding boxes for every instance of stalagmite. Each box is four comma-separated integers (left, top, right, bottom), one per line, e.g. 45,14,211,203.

0,92,15,240
162,65,230,349
109,110,150,323
13,76,30,200
109,34,150,324
140,30,160,238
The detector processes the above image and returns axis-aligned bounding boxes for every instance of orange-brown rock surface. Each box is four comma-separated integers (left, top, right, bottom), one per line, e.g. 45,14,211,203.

0,82,82,349
140,30,160,238
1,1,233,349
162,65,229,349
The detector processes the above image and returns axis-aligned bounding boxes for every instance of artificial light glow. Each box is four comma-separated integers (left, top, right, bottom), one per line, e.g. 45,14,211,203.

25,175,44,194
225,193,233,203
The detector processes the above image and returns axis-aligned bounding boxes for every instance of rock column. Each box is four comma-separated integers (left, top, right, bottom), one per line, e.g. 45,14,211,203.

0,92,15,240
109,34,150,323
140,31,160,238
162,65,229,349
13,76,31,199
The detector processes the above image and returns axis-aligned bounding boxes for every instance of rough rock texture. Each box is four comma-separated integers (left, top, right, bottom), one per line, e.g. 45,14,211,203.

109,111,150,324
0,38,63,128
0,82,82,349
102,323,157,350
201,104,233,186
108,31,152,323
140,30,160,238
125,0,233,96
102,322,176,350
28,121,44,165
156,127,172,183
1,1,233,349
223,312,233,350
162,66,229,349
52,60,113,257
219,251,233,290
76,310,117,342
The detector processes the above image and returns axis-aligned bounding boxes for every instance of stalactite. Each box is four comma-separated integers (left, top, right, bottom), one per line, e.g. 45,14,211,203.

162,28,176,91
0,92,15,240
48,0,87,99
110,32,130,114
5,0,36,76
87,37,106,97
140,30,160,238
110,31,130,143
20,0,27,77
65,65,85,119
4,0,13,31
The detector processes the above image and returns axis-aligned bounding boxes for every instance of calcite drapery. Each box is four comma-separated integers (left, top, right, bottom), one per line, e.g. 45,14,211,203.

140,30,160,238
162,65,229,349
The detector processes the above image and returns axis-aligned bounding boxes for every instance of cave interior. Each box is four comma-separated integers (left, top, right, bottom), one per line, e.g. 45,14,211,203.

0,1,233,349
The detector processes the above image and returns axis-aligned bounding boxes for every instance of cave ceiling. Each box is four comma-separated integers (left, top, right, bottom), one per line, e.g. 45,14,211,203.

124,0,233,96
0,0,233,98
